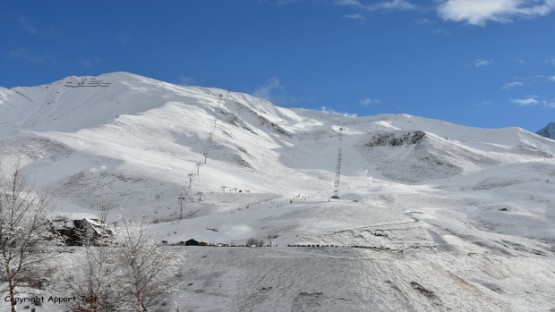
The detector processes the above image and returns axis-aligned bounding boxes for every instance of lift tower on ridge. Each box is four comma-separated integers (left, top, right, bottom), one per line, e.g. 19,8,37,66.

331,127,344,199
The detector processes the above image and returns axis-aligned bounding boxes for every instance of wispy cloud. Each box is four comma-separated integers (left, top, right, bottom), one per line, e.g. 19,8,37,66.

260,0,554,25
335,0,417,12
15,15,53,35
502,75,555,89
257,0,304,6
432,28,451,35
253,78,284,101
472,58,493,67
544,100,555,108
252,77,314,106
342,13,366,20
119,31,134,45
79,58,100,68
437,0,555,26
380,0,416,10
414,17,432,25
7,47,56,64
335,0,365,9
512,97,539,106
320,106,357,117
475,100,494,107
176,74,196,85
360,97,381,106
502,81,524,89
17,15,39,35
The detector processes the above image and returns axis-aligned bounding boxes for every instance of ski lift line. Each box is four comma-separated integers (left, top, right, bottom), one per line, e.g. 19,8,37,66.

200,91,231,165
332,127,344,199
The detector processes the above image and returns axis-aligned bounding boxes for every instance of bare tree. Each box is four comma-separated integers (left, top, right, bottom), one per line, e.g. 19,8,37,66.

0,165,53,312
63,198,122,312
62,205,183,311
117,220,183,312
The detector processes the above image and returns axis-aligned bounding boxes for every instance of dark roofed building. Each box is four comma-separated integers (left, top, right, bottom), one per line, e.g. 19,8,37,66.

185,239,200,246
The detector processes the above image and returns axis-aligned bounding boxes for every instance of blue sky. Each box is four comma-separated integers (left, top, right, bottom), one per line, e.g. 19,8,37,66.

1,0,555,131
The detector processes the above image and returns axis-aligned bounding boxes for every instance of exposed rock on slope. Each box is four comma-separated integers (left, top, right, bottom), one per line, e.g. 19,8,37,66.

365,130,426,147
359,131,497,182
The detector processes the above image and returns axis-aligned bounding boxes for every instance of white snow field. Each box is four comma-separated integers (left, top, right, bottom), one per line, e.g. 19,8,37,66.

1,72,555,311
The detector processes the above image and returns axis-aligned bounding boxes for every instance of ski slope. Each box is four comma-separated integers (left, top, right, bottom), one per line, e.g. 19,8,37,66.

1,72,554,311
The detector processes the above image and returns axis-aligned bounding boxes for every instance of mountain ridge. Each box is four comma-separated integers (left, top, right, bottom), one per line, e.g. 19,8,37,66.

1,72,555,311
537,122,555,139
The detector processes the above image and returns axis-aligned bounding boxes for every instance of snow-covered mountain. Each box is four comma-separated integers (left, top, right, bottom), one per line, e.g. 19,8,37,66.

1,73,555,311
537,122,555,139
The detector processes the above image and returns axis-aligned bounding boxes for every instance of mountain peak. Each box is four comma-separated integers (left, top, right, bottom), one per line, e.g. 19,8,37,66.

537,122,555,139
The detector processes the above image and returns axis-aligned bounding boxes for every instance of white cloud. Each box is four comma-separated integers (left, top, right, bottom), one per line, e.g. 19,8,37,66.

335,0,417,11
79,58,100,68
437,0,555,26
380,0,416,10
547,57,555,66
502,81,524,89
17,16,39,35
539,98,555,108
253,78,284,101
119,31,134,45
432,28,451,35
335,0,365,8
360,98,381,106
511,97,539,106
252,77,314,106
414,17,432,25
320,106,332,113
476,100,494,107
343,13,366,20
8,48,41,63
257,0,303,6
473,58,492,67
177,74,196,86
275,0,303,4
320,106,357,117
501,75,555,88
7,47,56,64
15,15,53,35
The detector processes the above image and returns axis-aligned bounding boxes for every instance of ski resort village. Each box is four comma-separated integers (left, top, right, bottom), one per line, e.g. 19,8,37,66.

0,72,554,311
